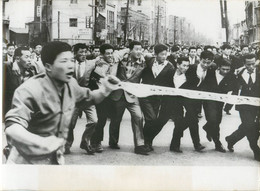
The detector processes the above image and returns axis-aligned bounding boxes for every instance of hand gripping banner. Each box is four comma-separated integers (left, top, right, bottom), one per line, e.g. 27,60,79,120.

120,82,260,106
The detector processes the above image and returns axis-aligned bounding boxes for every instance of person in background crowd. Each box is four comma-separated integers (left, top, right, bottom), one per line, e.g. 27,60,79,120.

188,46,199,65
196,46,203,58
3,46,38,159
139,44,175,152
3,43,15,65
86,46,100,60
4,41,120,164
167,45,180,68
65,43,98,155
109,41,148,155
181,47,189,57
204,45,213,52
225,54,260,162
212,46,218,56
202,58,236,153
3,46,38,116
31,44,45,73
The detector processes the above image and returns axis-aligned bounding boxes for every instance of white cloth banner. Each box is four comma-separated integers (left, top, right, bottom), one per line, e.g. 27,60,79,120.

120,82,260,106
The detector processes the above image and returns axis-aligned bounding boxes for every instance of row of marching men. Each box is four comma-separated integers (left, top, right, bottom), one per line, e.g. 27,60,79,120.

3,41,259,163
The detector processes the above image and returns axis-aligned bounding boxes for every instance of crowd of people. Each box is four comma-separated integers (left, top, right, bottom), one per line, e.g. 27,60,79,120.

2,40,260,164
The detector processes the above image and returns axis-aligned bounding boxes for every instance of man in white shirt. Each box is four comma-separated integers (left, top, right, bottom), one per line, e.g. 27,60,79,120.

202,58,236,152
226,54,260,161
65,43,98,155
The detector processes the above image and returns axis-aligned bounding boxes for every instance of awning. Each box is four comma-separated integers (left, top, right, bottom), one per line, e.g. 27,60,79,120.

9,27,29,34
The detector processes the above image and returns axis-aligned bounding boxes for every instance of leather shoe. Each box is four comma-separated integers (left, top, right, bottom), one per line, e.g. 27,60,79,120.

135,146,149,155
64,146,71,155
194,144,205,152
145,143,154,152
254,154,260,161
224,108,231,115
203,126,212,142
215,144,226,153
109,144,120,149
80,142,95,155
3,146,10,159
170,146,183,153
225,137,234,152
94,143,104,153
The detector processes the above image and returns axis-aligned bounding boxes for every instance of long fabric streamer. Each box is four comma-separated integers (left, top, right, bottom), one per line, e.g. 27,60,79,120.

120,82,260,106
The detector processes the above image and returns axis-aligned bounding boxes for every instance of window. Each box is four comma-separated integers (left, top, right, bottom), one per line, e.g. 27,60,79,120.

70,0,77,4
138,0,142,6
130,0,135,5
69,18,78,27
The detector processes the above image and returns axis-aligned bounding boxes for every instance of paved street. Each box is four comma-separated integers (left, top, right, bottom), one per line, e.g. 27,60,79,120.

2,108,259,166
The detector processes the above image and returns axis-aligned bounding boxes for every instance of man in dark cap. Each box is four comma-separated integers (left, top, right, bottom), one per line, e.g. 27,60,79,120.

140,43,175,152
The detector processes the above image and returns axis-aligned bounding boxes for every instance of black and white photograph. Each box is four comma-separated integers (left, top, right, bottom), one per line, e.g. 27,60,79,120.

1,0,260,190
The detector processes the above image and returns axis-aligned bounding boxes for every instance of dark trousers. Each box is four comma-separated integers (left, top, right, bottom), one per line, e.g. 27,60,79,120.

140,96,172,145
227,107,260,157
171,98,201,148
91,98,115,144
109,95,144,147
66,105,97,148
203,101,224,147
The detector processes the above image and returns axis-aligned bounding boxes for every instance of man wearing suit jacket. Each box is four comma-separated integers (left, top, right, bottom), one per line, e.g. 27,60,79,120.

3,46,37,159
65,43,98,155
225,54,260,161
90,44,129,153
139,44,175,152
202,58,236,153
170,52,214,152
108,41,148,155
3,46,37,116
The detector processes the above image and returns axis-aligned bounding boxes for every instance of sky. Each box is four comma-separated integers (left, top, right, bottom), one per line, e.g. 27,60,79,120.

166,0,246,43
5,0,246,43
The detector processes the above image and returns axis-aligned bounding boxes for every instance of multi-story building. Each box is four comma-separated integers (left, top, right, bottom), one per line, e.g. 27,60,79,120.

244,1,260,46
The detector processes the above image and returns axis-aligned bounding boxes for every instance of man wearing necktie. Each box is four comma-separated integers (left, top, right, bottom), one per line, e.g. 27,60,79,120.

65,43,98,155
226,54,260,161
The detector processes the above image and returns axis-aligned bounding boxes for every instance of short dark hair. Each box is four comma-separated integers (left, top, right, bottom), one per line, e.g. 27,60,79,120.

7,43,15,49
177,56,190,65
243,53,256,62
204,45,212,51
129,41,142,50
182,47,188,51
100,43,114,54
14,46,30,58
171,45,179,52
34,44,42,48
197,46,202,50
240,44,249,50
221,44,232,50
189,46,196,52
218,58,231,68
200,50,214,61
154,44,168,54
41,41,72,66
73,43,88,54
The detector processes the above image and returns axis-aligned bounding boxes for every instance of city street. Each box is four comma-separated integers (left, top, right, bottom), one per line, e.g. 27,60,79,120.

3,107,257,166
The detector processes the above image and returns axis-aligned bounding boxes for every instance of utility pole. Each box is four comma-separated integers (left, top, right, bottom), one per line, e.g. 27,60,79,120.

155,5,160,44
124,0,130,46
93,0,98,45
220,0,229,43
58,11,60,40
224,0,229,43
